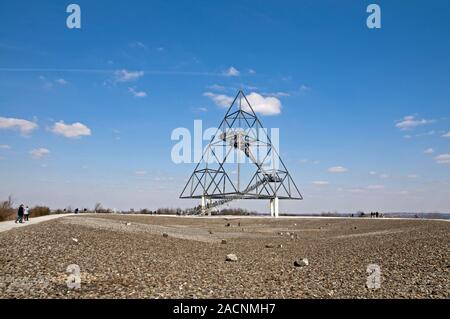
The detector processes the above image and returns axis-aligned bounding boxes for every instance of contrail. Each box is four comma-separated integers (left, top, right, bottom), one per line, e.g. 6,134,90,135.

0,68,113,73
0,67,232,77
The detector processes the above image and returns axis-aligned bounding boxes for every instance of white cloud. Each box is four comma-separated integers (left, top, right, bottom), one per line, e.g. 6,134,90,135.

395,115,434,130
424,148,434,154
30,148,50,159
51,121,91,138
328,166,348,173
203,92,234,108
223,67,240,77
442,132,450,138
128,87,147,98
0,117,38,134
415,130,435,137
241,92,282,116
135,171,147,176
204,91,282,115
55,78,68,85
130,41,147,49
265,92,290,97
404,131,435,139
0,144,10,149
407,174,418,178
207,84,226,91
248,69,256,75
115,69,144,82
434,154,450,165
369,171,389,178
39,75,53,89
367,184,384,190
299,84,311,93
312,181,329,186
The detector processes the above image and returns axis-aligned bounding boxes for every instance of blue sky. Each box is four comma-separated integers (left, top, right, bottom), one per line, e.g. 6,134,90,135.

0,0,449,213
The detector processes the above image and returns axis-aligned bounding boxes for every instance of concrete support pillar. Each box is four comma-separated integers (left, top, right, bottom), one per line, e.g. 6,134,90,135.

201,195,206,214
201,195,206,208
270,198,274,217
274,197,279,218
207,198,212,216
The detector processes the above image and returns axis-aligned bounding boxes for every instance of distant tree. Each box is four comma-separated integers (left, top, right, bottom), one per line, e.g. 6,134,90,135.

0,195,15,221
94,202,102,213
1,195,13,210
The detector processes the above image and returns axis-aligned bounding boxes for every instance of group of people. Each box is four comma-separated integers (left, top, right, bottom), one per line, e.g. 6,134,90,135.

370,211,382,218
15,204,30,224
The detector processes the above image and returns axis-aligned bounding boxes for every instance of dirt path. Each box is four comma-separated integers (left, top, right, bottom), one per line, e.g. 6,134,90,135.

0,214,74,233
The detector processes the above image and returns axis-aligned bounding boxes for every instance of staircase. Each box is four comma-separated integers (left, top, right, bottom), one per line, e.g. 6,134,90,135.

194,178,267,216
189,131,278,215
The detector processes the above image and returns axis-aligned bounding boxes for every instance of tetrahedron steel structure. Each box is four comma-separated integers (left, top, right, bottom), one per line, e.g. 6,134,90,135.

180,90,302,216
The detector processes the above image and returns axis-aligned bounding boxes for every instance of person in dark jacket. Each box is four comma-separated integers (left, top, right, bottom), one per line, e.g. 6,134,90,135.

15,204,24,224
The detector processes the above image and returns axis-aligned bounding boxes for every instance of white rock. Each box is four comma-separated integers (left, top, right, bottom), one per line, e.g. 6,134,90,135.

226,254,238,262
294,258,309,267
72,238,78,243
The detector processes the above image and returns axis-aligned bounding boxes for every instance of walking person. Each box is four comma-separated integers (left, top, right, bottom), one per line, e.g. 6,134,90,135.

24,206,30,221
15,204,24,224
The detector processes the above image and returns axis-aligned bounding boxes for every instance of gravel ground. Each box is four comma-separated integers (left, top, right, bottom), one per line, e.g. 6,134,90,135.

0,214,448,299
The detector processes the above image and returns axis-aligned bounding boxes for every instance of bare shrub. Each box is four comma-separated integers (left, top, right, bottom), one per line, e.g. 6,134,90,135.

94,202,103,213
156,208,180,215
29,206,51,218
216,208,257,216
0,195,15,221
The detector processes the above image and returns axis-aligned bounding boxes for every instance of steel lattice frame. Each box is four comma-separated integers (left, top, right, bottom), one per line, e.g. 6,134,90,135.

180,90,303,201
